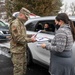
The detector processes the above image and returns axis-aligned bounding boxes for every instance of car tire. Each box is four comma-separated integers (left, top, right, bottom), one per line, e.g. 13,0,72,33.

26,46,33,66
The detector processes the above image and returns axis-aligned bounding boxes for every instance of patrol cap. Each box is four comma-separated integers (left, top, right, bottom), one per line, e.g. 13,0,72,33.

20,7,31,18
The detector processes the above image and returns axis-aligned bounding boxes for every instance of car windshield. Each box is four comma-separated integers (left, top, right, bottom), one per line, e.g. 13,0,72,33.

0,21,6,27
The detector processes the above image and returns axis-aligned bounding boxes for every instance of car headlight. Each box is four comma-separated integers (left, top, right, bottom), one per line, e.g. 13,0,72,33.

0,47,11,58
0,31,3,34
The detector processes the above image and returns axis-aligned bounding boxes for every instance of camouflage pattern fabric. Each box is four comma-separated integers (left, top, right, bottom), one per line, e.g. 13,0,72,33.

11,53,27,75
9,18,32,53
9,18,32,75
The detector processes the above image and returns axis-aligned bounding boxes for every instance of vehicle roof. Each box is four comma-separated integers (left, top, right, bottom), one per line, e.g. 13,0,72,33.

25,16,75,25
25,16,55,25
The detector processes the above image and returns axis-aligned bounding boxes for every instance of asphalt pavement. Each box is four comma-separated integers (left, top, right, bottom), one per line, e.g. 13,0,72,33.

0,54,50,75
0,41,50,75
26,64,50,75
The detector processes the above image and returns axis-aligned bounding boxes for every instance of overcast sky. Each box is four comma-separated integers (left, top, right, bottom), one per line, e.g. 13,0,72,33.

60,0,75,15
63,0,75,3
63,0,75,5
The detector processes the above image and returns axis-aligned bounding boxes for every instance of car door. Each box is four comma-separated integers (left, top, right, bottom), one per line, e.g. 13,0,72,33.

25,20,55,66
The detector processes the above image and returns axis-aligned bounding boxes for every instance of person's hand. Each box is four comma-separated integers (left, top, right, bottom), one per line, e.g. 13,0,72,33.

31,34,37,38
31,37,36,42
41,43,46,48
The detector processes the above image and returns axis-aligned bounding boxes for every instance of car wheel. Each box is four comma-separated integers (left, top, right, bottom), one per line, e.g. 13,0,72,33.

26,46,33,66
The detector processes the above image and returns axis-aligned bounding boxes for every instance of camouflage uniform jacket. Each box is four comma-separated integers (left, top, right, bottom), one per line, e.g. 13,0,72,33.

9,18,32,53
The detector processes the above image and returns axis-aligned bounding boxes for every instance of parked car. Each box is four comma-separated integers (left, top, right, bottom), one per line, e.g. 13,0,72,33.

25,16,75,68
0,20,10,41
0,19,9,26
0,42,13,74
0,16,75,73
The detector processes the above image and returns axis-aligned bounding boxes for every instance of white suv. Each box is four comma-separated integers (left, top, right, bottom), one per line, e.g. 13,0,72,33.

25,16,75,68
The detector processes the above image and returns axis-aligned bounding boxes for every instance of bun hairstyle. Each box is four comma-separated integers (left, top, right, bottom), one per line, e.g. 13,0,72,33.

56,13,75,41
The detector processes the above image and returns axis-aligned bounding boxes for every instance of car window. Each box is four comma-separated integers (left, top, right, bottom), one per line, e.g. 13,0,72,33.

26,20,55,34
26,21,37,31
35,20,55,34
35,22,43,31
0,21,6,27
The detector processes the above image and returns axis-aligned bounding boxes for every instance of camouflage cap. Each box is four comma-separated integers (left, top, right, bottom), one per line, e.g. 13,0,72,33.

20,7,31,18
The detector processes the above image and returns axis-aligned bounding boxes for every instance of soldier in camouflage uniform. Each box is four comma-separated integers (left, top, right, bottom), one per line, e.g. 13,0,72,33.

9,7,36,75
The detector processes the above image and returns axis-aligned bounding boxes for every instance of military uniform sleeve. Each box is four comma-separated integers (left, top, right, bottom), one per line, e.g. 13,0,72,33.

46,31,67,52
24,26,32,43
24,37,32,43
27,34,32,38
11,22,32,45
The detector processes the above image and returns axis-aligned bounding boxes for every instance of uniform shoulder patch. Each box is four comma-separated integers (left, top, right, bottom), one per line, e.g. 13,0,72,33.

12,25,17,31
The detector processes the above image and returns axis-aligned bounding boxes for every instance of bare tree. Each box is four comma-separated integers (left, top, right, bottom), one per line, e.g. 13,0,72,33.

63,3,68,13
0,0,6,19
70,2,75,16
59,2,68,13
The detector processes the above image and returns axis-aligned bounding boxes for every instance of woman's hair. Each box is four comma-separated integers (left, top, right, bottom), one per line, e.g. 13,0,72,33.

56,13,75,41
45,23,49,25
